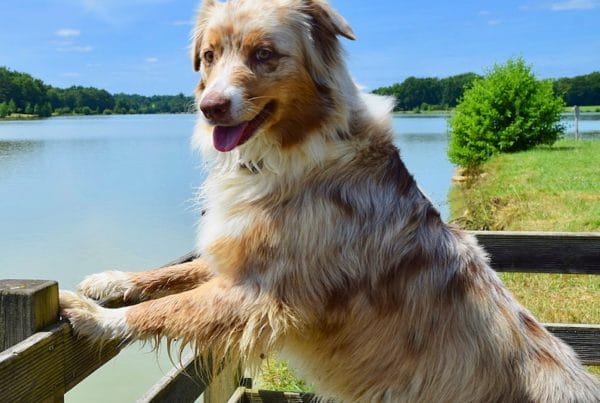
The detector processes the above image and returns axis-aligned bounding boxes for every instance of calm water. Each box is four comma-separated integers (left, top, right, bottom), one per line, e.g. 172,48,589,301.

1,113,598,401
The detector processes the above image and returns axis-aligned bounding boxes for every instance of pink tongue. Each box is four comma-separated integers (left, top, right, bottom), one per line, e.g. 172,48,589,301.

213,123,249,152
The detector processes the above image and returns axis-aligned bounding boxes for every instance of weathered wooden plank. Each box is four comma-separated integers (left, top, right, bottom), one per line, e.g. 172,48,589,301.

0,323,66,402
140,352,240,403
472,231,600,274
241,390,322,403
61,326,122,391
162,252,198,268
545,323,600,366
138,353,208,403
0,280,59,351
166,231,600,276
203,361,241,403
227,386,247,403
0,322,121,402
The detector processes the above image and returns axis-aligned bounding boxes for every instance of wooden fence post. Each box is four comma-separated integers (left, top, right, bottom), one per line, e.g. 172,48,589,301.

574,105,580,140
0,280,59,351
0,280,64,402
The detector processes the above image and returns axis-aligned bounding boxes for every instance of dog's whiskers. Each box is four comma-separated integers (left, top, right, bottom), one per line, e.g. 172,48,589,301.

247,96,271,102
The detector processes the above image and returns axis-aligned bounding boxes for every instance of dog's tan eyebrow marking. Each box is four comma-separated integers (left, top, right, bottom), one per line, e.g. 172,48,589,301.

240,30,272,50
204,29,222,48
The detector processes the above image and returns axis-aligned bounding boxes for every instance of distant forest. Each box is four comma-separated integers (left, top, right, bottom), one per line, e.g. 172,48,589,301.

1,66,599,118
0,67,194,118
373,71,600,112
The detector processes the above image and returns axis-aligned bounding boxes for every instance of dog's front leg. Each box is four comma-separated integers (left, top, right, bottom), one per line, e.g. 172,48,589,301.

61,277,271,354
78,259,213,306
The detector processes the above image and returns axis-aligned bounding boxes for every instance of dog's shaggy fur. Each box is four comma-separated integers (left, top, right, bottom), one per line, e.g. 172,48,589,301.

60,0,600,401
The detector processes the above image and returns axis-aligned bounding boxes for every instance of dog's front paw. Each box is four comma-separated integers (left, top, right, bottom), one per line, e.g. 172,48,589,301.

78,271,140,304
60,290,130,343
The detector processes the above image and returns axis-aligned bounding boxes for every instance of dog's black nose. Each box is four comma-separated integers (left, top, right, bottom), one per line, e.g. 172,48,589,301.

200,93,232,122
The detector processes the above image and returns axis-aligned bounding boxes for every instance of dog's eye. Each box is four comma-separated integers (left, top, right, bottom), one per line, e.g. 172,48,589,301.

203,51,214,64
255,48,273,63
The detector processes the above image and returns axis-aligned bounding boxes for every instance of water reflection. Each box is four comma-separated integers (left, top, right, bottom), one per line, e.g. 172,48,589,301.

0,140,40,157
392,117,453,219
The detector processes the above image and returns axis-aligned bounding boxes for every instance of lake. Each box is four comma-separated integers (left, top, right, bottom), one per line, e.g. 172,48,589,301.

0,113,598,401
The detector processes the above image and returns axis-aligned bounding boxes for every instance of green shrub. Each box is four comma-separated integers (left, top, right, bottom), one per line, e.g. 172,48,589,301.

54,107,72,115
449,58,565,168
0,102,8,118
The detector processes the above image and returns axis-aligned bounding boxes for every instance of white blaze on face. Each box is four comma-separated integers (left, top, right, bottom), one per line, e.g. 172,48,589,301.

201,61,246,122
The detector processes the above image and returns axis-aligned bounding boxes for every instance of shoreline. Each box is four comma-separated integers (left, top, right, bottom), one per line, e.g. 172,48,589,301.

0,112,196,122
393,110,600,117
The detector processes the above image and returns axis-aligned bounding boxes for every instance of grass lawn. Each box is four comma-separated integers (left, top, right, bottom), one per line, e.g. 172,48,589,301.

450,139,600,232
258,358,314,392
450,139,600,377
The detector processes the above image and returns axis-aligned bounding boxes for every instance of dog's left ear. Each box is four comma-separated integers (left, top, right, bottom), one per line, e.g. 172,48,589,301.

303,0,356,41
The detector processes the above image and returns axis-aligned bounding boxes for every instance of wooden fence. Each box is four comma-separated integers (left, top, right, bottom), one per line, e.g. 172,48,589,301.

1,231,598,402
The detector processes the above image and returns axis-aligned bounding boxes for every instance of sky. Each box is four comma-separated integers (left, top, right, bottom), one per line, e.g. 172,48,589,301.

0,0,599,96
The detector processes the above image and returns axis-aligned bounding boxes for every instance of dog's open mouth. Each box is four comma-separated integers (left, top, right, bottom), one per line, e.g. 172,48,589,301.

213,102,275,152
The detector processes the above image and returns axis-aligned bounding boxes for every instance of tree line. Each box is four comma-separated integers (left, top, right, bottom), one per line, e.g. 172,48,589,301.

0,67,194,118
373,71,600,112
2,65,599,118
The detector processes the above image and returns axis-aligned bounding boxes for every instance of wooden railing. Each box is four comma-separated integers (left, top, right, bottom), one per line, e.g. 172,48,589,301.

1,231,598,402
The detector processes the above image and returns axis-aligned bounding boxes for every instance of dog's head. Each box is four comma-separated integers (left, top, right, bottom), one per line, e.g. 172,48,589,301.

192,0,355,154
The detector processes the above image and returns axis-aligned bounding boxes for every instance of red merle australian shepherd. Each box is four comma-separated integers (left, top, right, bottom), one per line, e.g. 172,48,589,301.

60,0,600,401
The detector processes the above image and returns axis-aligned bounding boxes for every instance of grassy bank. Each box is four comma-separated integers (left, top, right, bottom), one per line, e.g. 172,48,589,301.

393,110,451,116
450,139,600,232
0,113,39,121
450,139,599,376
564,105,600,113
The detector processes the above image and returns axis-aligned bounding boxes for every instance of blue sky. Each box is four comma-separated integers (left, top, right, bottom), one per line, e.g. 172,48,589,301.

0,0,598,95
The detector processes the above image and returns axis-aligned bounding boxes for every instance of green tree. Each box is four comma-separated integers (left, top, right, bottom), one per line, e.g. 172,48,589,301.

38,102,53,117
553,71,600,106
8,99,16,114
0,102,8,118
439,73,480,108
448,58,565,168
372,73,480,111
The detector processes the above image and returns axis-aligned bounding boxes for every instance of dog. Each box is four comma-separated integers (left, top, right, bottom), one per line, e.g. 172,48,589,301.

60,0,600,401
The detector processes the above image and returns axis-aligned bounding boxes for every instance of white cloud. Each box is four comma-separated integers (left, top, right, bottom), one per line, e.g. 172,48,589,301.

477,10,501,26
57,45,94,53
72,0,174,23
52,27,92,53
55,29,81,38
551,0,599,10
145,57,159,63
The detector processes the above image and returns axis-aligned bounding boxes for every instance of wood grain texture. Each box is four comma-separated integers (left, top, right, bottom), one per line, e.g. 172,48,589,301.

0,322,121,402
545,323,600,366
0,280,59,350
139,353,208,403
471,231,600,274
140,352,240,403
240,390,323,403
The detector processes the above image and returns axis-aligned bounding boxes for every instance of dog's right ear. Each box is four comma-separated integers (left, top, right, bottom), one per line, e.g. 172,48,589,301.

303,0,356,41
192,0,217,72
